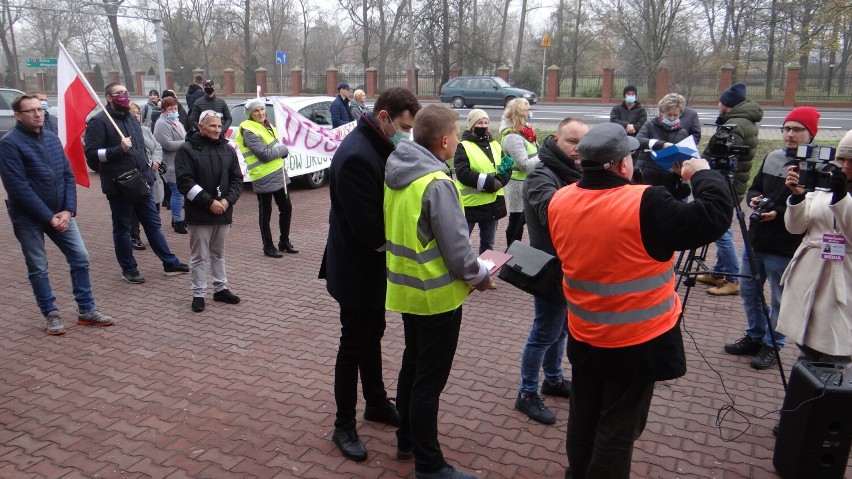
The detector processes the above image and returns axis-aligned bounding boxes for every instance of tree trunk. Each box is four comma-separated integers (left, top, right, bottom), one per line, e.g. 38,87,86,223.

496,0,510,71
243,0,253,93
361,0,370,67
103,1,134,92
513,0,529,71
764,0,777,99
441,0,450,83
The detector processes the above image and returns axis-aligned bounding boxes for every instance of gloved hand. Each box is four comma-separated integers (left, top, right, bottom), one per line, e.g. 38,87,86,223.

498,156,515,176
829,169,849,204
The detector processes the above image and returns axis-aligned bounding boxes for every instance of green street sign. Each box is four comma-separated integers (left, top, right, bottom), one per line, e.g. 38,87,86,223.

26,58,58,68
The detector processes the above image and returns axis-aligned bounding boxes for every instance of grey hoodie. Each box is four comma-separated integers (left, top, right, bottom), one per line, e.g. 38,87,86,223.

385,140,489,288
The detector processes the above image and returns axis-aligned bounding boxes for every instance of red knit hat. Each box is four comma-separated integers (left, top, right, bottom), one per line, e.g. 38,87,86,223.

784,107,820,138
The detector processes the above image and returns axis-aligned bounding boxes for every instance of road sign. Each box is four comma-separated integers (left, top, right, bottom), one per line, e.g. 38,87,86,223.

26,58,58,68
276,51,287,65
541,33,551,48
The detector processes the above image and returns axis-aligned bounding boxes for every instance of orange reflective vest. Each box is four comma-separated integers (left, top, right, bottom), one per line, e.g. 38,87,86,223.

547,183,681,348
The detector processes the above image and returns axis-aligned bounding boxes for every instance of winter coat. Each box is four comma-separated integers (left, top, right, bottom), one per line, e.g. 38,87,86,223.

776,191,852,356
188,95,232,136
186,84,203,113
702,100,764,202
142,100,161,128
141,125,164,204
350,101,368,121
84,104,153,197
636,117,692,200
679,107,701,144
319,112,394,309
453,130,510,223
502,130,540,213
0,123,77,222
43,111,59,135
609,101,647,136
330,94,353,128
174,132,243,225
153,115,187,184
746,148,807,257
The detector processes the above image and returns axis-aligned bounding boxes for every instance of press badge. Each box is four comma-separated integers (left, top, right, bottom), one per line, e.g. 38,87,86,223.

821,233,846,261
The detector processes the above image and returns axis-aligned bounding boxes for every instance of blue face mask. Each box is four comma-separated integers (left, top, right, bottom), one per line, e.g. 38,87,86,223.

166,112,179,120
662,117,680,127
40,100,50,112
625,95,636,104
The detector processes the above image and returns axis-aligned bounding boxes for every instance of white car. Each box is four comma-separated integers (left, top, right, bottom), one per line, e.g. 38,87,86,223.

228,96,335,188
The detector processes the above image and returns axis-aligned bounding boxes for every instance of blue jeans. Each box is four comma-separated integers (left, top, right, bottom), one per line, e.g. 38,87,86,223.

739,248,788,348
107,193,182,273
467,219,497,255
712,226,739,282
519,294,568,395
7,207,95,315
167,182,184,222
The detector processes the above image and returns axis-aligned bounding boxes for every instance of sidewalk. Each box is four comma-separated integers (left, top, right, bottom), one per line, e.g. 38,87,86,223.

0,173,846,478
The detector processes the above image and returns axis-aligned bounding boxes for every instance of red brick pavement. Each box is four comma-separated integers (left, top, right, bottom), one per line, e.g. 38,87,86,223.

0,172,849,478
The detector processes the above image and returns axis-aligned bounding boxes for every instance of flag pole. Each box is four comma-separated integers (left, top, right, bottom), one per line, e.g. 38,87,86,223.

58,42,126,140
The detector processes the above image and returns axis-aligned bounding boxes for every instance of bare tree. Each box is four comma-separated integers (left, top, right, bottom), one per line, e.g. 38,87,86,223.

100,0,135,91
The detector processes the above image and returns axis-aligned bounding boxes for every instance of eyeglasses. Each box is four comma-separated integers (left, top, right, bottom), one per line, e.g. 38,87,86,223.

781,126,807,134
17,108,45,115
199,110,223,123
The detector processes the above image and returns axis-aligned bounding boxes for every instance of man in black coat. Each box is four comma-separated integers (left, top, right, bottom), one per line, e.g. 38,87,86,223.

83,82,188,285
318,86,421,462
186,74,204,113
609,85,647,137
188,79,231,136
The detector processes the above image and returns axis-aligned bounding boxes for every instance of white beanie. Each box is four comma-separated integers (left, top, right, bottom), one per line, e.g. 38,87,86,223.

245,99,265,116
837,129,852,160
467,109,488,131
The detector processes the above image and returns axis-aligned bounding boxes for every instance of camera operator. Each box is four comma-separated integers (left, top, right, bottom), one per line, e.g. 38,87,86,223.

775,129,852,366
697,83,764,296
722,107,816,370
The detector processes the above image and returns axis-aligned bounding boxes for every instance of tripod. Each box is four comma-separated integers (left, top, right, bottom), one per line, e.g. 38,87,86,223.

675,163,788,391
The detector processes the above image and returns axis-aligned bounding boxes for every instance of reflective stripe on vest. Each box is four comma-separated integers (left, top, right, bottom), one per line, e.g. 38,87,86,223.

500,128,537,181
548,183,681,348
235,120,284,181
384,171,470,315
454,140,504,208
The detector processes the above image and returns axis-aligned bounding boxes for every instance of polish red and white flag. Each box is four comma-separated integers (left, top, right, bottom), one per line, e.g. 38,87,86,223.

57,42,100,187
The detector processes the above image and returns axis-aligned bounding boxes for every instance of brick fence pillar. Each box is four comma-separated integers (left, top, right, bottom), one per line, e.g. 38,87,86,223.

291,68,303,96
602,68,614,104
165,69,175,91
326,68,339,96
655,67,671,101
223,69,235,96
36,72,47,93
108,70,120,85
85,70,96,87
192,68,206,83
784,65,800,107
134,70,144,95
496,66,510,81
255,68,268,96
450,69,462,79
546,65,559,102
718,64,734,96
365,67,377,97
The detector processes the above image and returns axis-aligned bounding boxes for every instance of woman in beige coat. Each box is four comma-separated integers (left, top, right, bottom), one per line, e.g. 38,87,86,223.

776,129,852,364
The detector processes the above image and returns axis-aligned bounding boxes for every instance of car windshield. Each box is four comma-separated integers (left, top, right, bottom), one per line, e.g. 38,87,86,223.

493,77,511,88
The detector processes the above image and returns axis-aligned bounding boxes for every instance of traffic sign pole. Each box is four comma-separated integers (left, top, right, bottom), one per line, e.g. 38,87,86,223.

540,34,551,101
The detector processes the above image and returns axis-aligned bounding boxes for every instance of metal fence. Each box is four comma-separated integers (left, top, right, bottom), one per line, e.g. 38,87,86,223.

558,74,605,98
797,71,852,102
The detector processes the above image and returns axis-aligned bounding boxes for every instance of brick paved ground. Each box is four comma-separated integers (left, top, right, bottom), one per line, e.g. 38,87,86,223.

0,172,849,479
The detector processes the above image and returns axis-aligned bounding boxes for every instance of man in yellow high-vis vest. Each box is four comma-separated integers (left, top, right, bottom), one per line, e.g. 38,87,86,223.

384,105,492,479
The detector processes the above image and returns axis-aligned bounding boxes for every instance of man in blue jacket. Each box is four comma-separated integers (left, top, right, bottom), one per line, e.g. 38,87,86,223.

0,93,114,335
330,82,354,128
84,82,188,284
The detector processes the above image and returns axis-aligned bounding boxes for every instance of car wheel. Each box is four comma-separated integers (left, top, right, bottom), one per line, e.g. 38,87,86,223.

300,168,328,189
451,97,465,108
504,96,516,107
464,104,474,108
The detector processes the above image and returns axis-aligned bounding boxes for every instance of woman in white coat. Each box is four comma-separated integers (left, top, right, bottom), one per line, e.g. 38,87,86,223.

776,129,852,365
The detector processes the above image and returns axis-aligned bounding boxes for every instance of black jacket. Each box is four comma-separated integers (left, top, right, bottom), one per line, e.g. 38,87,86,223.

636,118,692,200
319,112,394,309
174,132,242,225
609,101,647,136
566,169,732,382
188,95,232,135
84,104,153,196
746,148,805,257
453,130,509,223
186,84,204,114
522,135,582,299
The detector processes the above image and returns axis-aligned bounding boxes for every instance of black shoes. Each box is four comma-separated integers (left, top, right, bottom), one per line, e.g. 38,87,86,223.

131,237,146,250
191,297,205,313
332,421,367,461
279,241,299,254
213,289,241,304
164,262,190,275
750,344,779,370
122,270,145,284
264,246,283,258
414,464,477,479
515,393,556,424
172,220,188,234
723,335,762,356
541,379,572,398
364,397,400,427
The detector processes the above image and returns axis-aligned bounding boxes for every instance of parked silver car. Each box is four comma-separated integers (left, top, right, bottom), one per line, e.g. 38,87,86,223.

0,88,26,137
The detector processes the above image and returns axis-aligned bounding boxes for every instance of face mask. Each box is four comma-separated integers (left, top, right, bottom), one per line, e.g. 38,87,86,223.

385,116,410,147
662,118,679,127
204,87,215,95
40,100,49,112
625,95,636,103
166,112,179,120
473,126,489,138
112,92,131,109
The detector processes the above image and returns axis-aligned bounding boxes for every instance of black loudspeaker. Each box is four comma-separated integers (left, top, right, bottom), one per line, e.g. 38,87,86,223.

773,361,852,478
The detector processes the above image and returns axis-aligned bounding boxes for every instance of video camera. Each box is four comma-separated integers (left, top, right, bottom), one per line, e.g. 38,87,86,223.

791,145,836,192
706,125,750,171
749,197,776,222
